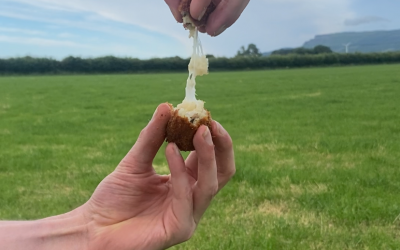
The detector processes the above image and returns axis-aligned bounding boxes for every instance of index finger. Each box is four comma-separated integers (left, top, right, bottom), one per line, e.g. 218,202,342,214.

206,0,250,36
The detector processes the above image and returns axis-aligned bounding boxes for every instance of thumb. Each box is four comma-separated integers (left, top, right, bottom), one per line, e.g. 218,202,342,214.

165,0,183,23
118,103,171,173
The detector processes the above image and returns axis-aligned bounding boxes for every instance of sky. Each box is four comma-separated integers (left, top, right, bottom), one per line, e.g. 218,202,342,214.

0,0,399,59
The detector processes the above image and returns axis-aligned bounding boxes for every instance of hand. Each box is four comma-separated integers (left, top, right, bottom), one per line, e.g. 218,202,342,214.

165,0,250,36
83,103,235,250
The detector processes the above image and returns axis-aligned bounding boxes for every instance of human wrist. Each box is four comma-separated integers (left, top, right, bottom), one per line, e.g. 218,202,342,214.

0,207,89,250
37,207,89,250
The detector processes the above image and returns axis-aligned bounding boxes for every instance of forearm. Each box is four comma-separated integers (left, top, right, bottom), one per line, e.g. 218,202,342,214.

0,208,88,250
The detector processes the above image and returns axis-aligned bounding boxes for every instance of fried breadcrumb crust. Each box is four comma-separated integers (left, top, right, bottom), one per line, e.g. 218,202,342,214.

179,0,216,27
166,103,212,151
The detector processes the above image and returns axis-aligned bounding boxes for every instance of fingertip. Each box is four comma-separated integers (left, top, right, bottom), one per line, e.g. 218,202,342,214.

206,23,228,37
214,121,228,137
166,142,181,158
194,125,207,137
205,17,220,37
210,120,218,136
166,0,183,23
206,28,213,37
198,26,206,33
210,121,233,151
159,102,173,113
175,14,183,23
166,143,191,202
166,143,186,175
193,125,212,147
152,103,172,123
210,120,225,138
165,142,173,154
205,0,237,37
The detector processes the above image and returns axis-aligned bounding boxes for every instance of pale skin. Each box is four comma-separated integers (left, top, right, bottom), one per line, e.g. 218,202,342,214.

165,0,251,36
0,103,235,250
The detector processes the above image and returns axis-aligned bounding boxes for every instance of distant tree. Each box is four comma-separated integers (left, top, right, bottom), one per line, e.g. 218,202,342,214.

206,54,215,59
236,44,262,57
61,56,90,72
272,45,333,55
237,46,246,56
3,51,400,75
293,47,314,55
271,48,295,55
272,48,314,55
313,45,333,54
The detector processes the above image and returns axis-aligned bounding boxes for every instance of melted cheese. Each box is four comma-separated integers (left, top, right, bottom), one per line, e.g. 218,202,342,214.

189,54,208,76
177,99,208,119
175,20,209,121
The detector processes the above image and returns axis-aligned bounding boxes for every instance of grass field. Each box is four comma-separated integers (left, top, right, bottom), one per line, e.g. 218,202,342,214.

1,65,400,249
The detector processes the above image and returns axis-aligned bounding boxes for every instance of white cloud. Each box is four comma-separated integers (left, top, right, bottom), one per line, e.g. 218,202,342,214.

0,27,46,35
0,9,163,45
0,35,86,47
1,0,190,48
0,34,162,59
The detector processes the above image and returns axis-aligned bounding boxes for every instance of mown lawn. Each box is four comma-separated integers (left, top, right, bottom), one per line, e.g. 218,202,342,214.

0,65,400,249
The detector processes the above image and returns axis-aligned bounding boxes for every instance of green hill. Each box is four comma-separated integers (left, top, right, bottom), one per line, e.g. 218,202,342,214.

303,29,400,53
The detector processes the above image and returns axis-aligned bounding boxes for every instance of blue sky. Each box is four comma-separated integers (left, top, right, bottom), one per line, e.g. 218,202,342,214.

0,0,399,59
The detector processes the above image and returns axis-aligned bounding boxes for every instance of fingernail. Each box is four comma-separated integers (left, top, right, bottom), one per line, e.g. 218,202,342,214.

173,143,181,155
197,8,207,21
214,25,226,36
216,122,227,136
152,107,158,120
203,127,213,146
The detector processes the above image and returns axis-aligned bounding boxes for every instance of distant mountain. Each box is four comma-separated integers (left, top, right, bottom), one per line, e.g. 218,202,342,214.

303,29,400,53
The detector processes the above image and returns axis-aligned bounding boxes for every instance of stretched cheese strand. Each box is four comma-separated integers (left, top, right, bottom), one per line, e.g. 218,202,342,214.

176,28,209,119
185,29,208,101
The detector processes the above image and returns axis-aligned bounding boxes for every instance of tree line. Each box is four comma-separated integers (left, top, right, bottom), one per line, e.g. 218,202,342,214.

271,45,333,55
236,44,333,57
1,52,400,75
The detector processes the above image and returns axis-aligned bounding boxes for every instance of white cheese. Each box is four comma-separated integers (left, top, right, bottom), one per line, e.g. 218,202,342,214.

175,18,209,122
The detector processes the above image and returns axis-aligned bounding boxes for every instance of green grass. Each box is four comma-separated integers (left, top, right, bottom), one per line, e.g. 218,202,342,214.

1,65,400,249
